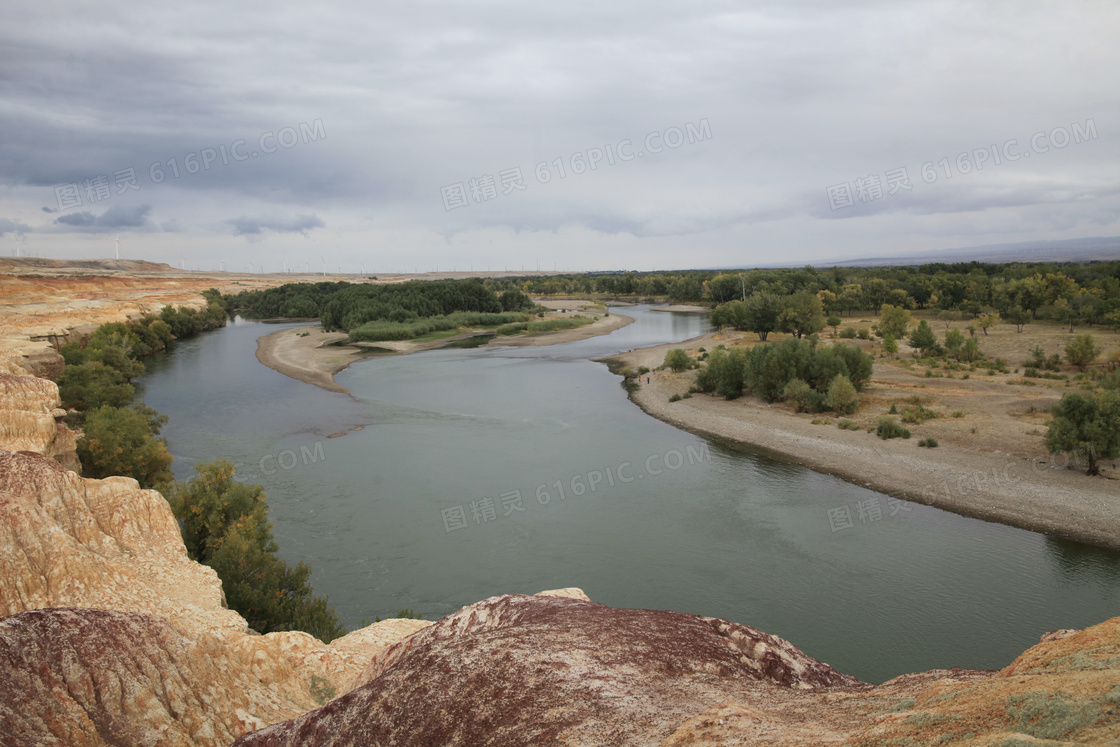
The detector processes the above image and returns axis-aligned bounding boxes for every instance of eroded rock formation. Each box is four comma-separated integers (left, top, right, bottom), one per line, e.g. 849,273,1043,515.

236,591,1120,747
0,373,78,471
237,592,867,746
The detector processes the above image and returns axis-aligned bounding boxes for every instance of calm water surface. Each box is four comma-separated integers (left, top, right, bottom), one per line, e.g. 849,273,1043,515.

137,307,1120,683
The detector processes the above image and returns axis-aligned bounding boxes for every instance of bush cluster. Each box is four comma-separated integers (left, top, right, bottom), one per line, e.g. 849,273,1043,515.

694,338,873,413
167,461,345,641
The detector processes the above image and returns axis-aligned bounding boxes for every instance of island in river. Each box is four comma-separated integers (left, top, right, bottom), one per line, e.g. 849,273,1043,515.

255,299,634,394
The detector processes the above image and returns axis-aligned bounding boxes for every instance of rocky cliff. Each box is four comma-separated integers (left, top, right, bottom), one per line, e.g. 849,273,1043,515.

231,592,1120,746
0,372,79,471
0,371,429,745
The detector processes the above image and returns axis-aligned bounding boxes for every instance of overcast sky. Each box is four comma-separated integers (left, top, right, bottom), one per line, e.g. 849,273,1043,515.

1,1,1117,272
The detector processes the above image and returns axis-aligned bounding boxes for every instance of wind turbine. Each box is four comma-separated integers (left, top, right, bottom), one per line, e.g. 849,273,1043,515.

321,256,327,276
14,234,23,258
282,257,288,274
114,232,121,260
248,261,254,274
219,260,225,272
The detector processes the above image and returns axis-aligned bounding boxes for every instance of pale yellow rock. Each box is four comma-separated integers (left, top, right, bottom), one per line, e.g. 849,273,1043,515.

534,587,592,601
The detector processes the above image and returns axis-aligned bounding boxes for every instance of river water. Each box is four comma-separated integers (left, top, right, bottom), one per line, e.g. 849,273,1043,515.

136,306,1120,683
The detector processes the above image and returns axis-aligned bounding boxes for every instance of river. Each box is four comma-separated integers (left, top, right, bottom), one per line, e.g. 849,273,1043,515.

136,306,1120,683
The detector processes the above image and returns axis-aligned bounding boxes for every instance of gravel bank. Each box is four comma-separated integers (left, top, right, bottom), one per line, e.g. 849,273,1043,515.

606,335,1120,552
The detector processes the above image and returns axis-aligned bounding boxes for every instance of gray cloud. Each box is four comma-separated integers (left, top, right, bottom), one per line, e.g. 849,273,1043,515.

54,204,153,230
0,218,31,236
0,1,1116,268
229,214,325,237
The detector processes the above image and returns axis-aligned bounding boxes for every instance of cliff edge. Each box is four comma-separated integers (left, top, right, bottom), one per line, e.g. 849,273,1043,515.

0,371,429,744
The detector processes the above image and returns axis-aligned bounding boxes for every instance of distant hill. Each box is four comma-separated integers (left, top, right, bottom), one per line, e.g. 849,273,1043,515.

802,236,1120,268
0,258,175,273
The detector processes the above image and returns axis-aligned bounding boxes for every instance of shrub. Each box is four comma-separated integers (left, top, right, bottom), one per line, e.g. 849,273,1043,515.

908,320,940,355
856,328,870,340
783,378,813,412
825,374,858,414
663,348,691,372
837,419,859,431
57,361,136,412
1045,390,1120,475
900,403,939,424
167,460,345,641
669,393,682,402
882,333,898,354
918,437,939,447
1065,334,1100,371
839,326,857,339
878,304,912,338
76,404,173,489
876,417,911,440
695,346,747,400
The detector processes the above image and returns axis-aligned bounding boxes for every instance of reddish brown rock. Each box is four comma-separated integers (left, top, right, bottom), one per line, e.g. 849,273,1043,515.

235,593,867,747
0,607,277,746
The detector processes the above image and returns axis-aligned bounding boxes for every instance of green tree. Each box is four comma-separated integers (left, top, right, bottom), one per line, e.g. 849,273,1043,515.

944,328,965,359
1065,334,1099,371
778,292,825,339
907,320,940,355
208,519,344,641
710,300,747,330
1005,305,1031,333
705,273,743,305
1050,297,1076,332
76,404,173,488
783,378,812,412
57,362,136,412
961,336,981,362
882,333,899,355
825,374,858,414
1104,310,1120,333
742,293,781,341
168,460,345,641
976,311,1000,336
167,460,273,561
826,315,842,336
498,290,533,312
1045,391,1120,476
663,349,692,372
878,304,912,338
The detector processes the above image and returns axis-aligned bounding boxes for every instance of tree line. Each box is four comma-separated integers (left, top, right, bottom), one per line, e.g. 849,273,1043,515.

492,260,1120,331
224,280,535,331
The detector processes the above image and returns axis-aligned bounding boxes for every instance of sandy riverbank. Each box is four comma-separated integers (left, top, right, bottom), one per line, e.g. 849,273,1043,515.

650,304,708,313
487,310,632,347
256,310,634,393
606,334,1120,552
255,326,362,394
